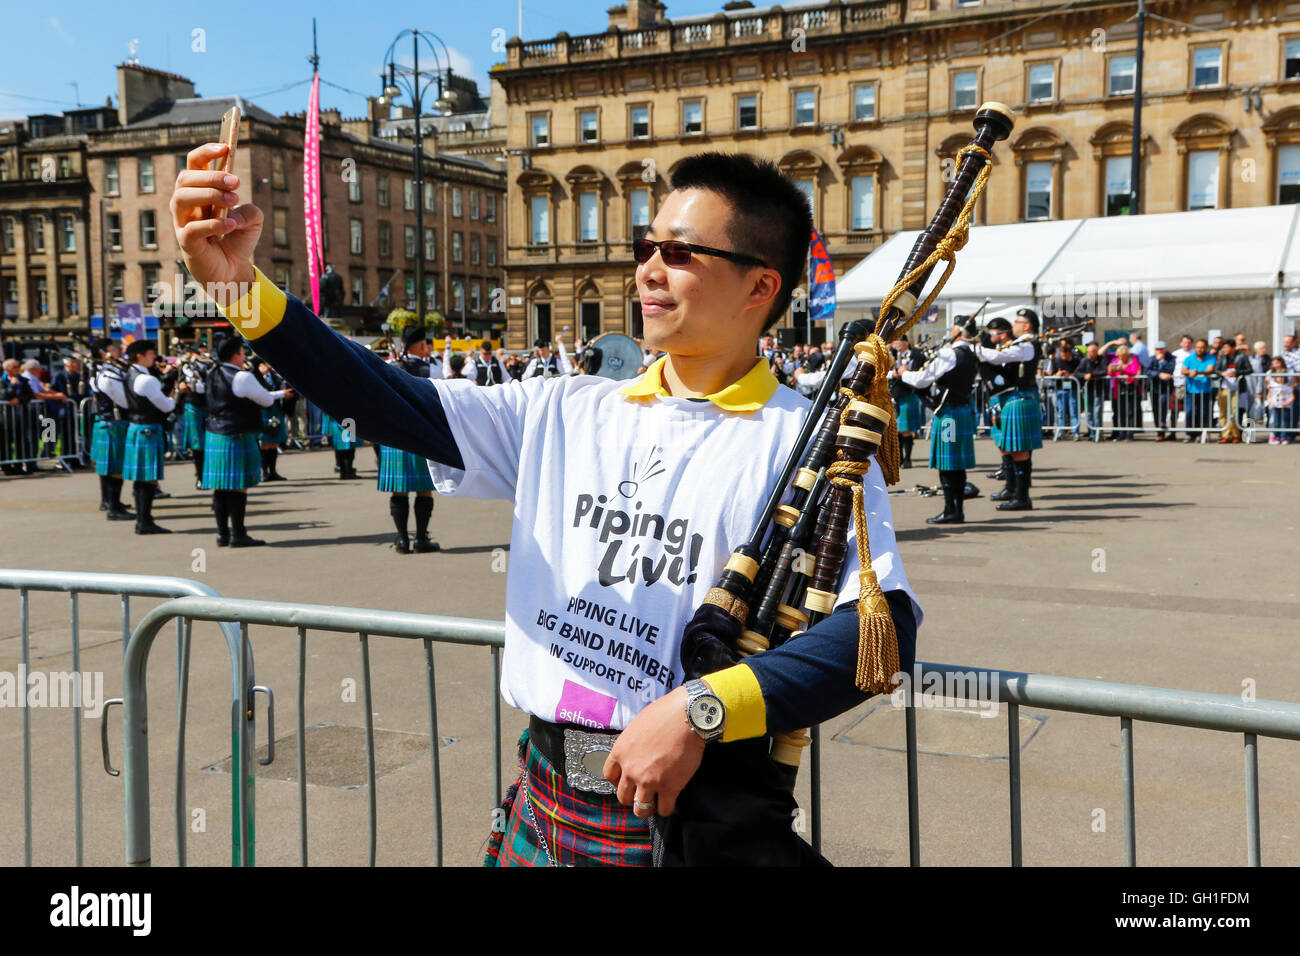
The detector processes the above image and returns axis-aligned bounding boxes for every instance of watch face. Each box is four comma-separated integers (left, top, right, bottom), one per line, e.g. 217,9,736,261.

688,695,724,732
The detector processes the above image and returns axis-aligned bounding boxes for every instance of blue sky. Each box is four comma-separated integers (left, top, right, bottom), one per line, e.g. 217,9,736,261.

2,0,735,121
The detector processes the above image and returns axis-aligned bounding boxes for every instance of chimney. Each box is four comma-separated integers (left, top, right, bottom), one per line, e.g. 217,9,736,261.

625,0,667,28
116,63,196,125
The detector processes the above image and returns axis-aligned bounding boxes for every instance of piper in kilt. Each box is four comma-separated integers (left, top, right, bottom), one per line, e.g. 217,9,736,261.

902,325,979,524
122,340,188,534
202,337,292,547
323,410,360,479
178,347,211,488
379,327,441,553
253,357,289,481
975,309,1043,512
90,339,134,520
887,336,926,468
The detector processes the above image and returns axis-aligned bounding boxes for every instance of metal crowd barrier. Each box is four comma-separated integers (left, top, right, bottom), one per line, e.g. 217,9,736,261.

119,594,505,867
111,593,1300,867
0,570,250,867
0,397,90,471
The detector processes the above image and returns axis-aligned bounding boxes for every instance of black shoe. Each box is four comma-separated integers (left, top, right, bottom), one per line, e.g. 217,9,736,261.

106,505,135,521
986,467,1006,480
229,534,266,547
963,483,981,499
926,511,964,525
264,472,287,481
135,521,173,534
997,499,1033,511
154,489,172,499
412,536,440,553
394,534,411,554
989,488,1014,502
216,533,230,548
99,500,109,511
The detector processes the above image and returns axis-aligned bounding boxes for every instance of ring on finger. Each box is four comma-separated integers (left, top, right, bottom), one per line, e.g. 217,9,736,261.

633,798,655,812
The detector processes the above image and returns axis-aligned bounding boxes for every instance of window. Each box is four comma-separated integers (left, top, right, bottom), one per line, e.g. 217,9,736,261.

487,236,498,266
60,214,76,252
30,216,45,251
579,109,599,143
138,157,154,193
471,235,481,265
110,267,124,304
1280,145,1300,204
531,113,549,147
34,276,48,315
349,217,363,254
378,221,391,257
451,230,462,263
377,173,390,207
273,207,289,246
793,90,816,126
486,194,497,222
1187,150,1219,209
272,153,287,190
1,218,12,252
63,275,78,315
142,265,160,303
853,84,876,122
530,195,549,244
58,155,72,179
424,182,435,212
351,274,364,306
1025,160,1052,219
850,176,874,230
452,187,463,217
405,278,415,306
425,278,436,309
1029,63,1055,103
428,227,439,261
952,70,978,110
737,95,757,130
795,179,815,216
1108,54,1136,95
405,225,416,258
630,104,650,139
682,99,703,135
0,159,7,182
471,282,481,312
629,187,650,240
139,210,157,248
453,280,465,313
470,191,480,220
403,178,416,210
275,267,290,291
1287,39,1300,80
1104,156,1132,216
106,213,122,250
1193,46,1222,88
348,175,362,203
577,192,600,243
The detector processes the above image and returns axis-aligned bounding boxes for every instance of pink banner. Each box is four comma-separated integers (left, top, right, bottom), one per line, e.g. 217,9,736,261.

303,73,324,314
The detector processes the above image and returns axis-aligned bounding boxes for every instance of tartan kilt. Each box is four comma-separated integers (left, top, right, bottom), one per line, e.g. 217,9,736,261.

179,403,207,453
122,424,165,482
484,730,651,868
377,445,434,493
997,390,1044,452
200,430,261,490
895,392,924,433
929,403,977,470
321,412,356,450
90,419,128,476
260,407,287,446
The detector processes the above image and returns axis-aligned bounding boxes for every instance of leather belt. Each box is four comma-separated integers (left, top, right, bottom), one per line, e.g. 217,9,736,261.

528,715,620,796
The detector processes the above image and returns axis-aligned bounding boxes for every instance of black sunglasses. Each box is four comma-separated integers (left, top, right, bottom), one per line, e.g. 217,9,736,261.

633,237,768,270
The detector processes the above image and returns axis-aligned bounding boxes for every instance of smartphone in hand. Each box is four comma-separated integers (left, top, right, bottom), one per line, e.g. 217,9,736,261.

208,106,241,221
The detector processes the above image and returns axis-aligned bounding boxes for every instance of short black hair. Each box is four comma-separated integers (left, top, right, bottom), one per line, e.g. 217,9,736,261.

216,336,246,363
669,153,812,332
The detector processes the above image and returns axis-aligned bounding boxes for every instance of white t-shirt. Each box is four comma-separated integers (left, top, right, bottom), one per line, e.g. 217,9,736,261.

427,369,919,731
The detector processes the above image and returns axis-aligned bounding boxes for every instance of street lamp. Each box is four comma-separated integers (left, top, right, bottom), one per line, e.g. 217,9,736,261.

378,29,458,326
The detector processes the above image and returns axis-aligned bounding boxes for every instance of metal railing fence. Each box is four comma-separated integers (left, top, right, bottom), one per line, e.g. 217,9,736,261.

0,397,90,469
0,570,250,867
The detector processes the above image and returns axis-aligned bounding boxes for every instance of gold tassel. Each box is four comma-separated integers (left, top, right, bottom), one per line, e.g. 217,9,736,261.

858,335,901,487
850,484,900,695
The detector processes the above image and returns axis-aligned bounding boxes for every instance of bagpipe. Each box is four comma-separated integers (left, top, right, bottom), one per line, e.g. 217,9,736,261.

652,101,1015,867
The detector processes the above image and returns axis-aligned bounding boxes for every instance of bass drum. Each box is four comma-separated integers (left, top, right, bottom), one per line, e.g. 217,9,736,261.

580,333,644,381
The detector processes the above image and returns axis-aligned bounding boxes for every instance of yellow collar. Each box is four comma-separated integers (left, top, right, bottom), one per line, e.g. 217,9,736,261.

618,355,778,412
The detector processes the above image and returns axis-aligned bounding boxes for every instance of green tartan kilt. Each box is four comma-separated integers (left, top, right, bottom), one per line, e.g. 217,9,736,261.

321,412,356,450
377,445,434,493
996,390,1044,452
179,403,207,453
929,403,977,471
201,431,261,490
260,407,287,446
122,424,165,482
895,392,924,433
90,419,128,476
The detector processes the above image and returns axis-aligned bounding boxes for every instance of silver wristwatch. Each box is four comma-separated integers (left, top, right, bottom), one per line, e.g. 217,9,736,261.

684,678,726,742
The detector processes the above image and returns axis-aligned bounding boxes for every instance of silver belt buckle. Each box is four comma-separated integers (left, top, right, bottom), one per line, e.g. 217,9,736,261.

562,727,618,795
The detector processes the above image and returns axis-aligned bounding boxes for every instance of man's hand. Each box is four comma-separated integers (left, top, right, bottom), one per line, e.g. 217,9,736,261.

170,143,261,292
283,387,295,400
603,684,706,819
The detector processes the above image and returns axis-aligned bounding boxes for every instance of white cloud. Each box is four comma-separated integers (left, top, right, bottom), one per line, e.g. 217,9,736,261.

49,16,74,44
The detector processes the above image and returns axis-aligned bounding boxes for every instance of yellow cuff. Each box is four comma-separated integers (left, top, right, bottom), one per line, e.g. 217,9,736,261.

702,664,766,743
218,267,287,340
